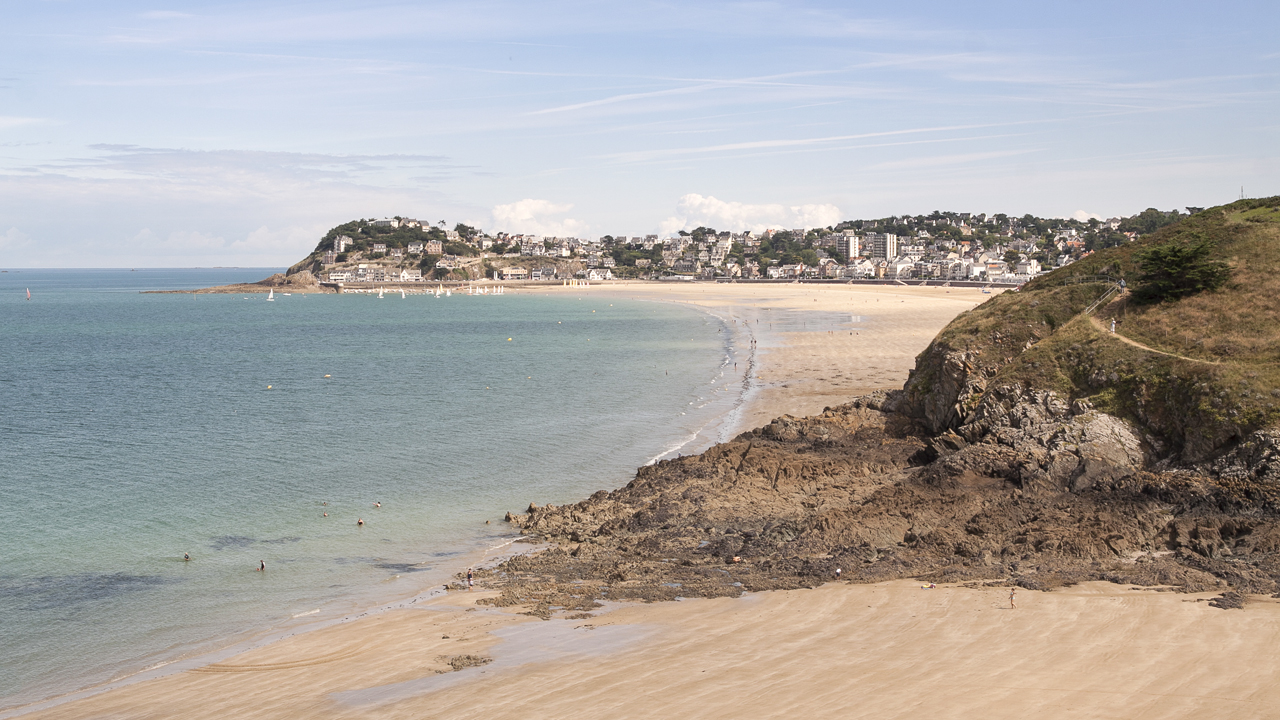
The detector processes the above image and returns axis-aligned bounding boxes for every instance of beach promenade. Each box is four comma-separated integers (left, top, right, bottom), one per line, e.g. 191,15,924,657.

16,281,1279,720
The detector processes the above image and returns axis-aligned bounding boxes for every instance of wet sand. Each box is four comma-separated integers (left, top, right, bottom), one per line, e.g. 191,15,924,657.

525,281,996,434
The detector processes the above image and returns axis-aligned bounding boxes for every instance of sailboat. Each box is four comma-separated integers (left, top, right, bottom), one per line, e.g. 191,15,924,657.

26,288,31,301
400,288,406,299
377,287,384,299
446,288,451,297
267,288,275,301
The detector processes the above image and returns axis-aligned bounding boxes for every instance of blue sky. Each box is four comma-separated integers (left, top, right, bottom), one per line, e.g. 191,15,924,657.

1,0,1276,266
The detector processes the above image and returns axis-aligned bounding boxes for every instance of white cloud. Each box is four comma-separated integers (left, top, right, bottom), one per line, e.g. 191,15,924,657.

1072,210,1102,221
490,199,588,236
658,194,842,235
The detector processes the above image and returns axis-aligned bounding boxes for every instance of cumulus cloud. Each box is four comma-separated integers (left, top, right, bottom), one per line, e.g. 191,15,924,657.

1072,210,1102,221
490,199,588,236
658,193,842,235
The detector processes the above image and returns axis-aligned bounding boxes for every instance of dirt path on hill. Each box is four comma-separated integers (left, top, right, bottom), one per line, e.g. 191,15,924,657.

1089,316,1219,365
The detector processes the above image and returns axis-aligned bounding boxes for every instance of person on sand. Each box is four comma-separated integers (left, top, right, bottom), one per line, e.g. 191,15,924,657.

1010,587,1017,609
467,568,474,588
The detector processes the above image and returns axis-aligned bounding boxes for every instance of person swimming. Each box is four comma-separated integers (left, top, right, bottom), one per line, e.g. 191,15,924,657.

184,553,190,561
357,518,364,526
258,560,265,571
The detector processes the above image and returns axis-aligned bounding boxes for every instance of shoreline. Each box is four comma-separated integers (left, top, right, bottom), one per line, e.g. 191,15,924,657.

0,286,771,715
6,282,999,718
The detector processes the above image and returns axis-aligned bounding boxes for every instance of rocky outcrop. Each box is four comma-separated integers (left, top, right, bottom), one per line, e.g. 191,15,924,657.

478,393,1280,618
256,271,320,288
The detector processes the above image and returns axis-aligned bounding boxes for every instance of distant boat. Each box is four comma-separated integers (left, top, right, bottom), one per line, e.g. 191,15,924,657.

446,289,451,297
377,288,384,299
267,289,275,301
400,288,405,299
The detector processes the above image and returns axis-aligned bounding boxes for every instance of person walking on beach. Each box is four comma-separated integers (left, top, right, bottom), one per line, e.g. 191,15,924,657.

1009,587,1017,609
467,568,474,588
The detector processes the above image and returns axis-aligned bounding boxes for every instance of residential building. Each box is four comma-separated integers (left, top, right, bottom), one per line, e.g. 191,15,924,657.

372,243,387,254
327,270,352,282
425,240,443,255
497,266,528,281
333,235,353,253
866,233,898,259
407,242,425,254
835,233,860,261
372,218,399,228
671,258,699,274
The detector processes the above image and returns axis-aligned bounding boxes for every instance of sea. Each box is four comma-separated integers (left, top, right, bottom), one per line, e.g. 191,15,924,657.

0,269,755,711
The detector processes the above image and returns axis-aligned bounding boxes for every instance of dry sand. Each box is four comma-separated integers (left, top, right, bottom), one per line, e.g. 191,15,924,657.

19,281,1276,720
20,582,1280,719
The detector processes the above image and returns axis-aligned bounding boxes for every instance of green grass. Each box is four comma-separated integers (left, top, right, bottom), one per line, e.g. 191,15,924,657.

916,196,1280,457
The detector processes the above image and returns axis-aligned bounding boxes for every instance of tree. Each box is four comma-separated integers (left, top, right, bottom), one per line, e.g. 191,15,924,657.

1131,238,1230,304
1120,208,1184,235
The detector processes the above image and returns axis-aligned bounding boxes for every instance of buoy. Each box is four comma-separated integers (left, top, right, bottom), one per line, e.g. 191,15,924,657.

507,338,512,341
527,376,532,379
267,385,272,389
324,374,331,378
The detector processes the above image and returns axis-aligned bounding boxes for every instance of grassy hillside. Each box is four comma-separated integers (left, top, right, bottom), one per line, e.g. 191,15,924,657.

905,196,1280,462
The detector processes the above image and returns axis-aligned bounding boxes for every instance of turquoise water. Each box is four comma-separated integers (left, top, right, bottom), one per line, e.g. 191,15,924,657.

0,270,741,709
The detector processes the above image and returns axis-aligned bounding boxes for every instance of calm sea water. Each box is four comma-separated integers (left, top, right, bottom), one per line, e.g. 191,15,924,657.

0,269,743,709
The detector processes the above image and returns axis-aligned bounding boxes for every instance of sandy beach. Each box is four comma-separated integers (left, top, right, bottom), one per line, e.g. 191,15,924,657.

18,580,1280,719
18,280,1277,720
525,281,996,435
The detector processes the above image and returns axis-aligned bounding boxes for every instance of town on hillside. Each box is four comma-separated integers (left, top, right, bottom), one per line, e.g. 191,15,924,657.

297,208,1192,285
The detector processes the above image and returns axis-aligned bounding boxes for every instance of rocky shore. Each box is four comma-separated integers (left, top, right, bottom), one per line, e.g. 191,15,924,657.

479,199,1280,615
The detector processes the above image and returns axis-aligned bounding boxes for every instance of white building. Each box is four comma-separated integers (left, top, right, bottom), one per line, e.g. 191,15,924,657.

836,232,860,261
866,233,898,260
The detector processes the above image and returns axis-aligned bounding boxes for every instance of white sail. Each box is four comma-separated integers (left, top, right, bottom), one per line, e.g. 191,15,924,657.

267,288,274,301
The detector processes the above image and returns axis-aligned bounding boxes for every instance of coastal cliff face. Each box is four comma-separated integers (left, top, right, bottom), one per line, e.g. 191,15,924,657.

478,198,1280,613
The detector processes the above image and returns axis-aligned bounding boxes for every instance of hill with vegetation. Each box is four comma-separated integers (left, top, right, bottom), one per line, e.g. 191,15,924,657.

467,197,1280,612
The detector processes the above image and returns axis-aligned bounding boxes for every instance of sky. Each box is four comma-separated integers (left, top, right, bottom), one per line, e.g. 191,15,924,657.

1,0,1277,267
